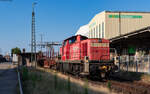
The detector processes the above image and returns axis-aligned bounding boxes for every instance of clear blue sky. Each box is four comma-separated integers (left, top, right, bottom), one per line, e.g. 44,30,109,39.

0,0,150,55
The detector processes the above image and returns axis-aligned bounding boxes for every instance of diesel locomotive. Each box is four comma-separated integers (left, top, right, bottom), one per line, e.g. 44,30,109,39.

54,35,117,78
37,35,117,78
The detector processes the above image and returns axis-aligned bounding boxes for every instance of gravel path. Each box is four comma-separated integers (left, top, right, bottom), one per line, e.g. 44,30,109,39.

0,62,18,94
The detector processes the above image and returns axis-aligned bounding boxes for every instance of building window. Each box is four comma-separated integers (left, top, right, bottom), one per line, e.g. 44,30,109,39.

99,24,101,38
102,22,104,38
95,27,97,38
93,28,95,38
95,27,96,38
89,30,91,38
89,30,90,38
90,29,93,38
96,26,98,38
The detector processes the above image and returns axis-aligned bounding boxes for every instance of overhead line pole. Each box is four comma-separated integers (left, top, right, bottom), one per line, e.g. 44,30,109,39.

31,2,37,68
40,34,43,52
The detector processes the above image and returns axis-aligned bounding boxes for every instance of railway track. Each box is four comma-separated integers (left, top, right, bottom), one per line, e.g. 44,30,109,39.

109,81,149,94
66,71,150,94
39,67,150,94
108,74,150,94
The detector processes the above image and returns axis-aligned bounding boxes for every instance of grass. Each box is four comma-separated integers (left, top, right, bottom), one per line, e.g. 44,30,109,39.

107,81,111,91
16,82,20,94
83,78,88,94
20,67,95,94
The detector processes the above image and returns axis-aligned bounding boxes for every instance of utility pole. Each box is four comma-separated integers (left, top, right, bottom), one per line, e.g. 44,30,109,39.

40,34,43,52
118,11,121,70
0,48,2,55
119,11,122,36
31,2,37,68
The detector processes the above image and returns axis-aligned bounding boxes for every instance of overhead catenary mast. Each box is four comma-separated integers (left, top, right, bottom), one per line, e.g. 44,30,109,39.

31,2,37,68
40,34,43,52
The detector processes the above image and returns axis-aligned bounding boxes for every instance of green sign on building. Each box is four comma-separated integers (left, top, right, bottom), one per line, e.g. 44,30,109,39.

109,15,142,18
128,46,136,54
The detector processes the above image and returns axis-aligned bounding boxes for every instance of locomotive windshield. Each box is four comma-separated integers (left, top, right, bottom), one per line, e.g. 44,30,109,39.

63,41,67,46
81,36,88,40
63,35,88,45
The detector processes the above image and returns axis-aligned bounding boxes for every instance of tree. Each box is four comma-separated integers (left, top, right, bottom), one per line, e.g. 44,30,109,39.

11,47,21,55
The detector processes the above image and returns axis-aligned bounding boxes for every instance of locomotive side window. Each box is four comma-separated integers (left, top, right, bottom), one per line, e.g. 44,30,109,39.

80,36,88,41
63,41,67,46
69,37,76,44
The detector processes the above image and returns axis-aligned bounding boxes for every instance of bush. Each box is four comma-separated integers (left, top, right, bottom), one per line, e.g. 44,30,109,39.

107,81,111,90
22,67,29,81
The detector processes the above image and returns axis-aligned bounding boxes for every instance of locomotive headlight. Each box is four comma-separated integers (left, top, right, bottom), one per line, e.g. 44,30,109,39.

99,66,107,70
102,66,107,69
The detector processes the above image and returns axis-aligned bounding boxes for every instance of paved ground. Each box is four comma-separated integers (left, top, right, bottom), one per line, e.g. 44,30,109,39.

0,62,18,94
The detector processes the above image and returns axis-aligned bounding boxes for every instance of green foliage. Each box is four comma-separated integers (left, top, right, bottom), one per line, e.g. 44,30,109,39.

31,73,38,82
30,72,39,88
54,72,58,90
11,47,21,55
67,76,71,92
22,69,101,94
38,74,42,81
107,81,111,90
22,67,29,81
84,78,88,94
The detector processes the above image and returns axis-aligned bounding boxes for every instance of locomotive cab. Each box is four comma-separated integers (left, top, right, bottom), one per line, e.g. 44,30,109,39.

60,35,88,61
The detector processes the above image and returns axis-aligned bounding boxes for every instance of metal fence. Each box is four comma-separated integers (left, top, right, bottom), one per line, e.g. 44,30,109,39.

116,55,150,74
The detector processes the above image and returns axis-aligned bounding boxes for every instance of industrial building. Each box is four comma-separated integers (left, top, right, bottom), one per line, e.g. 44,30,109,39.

88,11,150,39
76,11,150,55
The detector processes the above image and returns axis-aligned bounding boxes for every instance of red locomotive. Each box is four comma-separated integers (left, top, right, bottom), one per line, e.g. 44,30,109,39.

37,35,117,78
55,35,117,78
60,35,110,61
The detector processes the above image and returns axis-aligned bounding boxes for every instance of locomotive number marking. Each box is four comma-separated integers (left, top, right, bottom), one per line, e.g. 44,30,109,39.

91,43,109,47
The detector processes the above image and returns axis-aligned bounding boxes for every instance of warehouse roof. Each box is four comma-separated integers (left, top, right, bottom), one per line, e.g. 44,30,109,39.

75,24,89,37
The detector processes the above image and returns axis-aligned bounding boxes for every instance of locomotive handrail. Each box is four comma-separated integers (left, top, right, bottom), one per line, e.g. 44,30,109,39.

99,54,110,61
